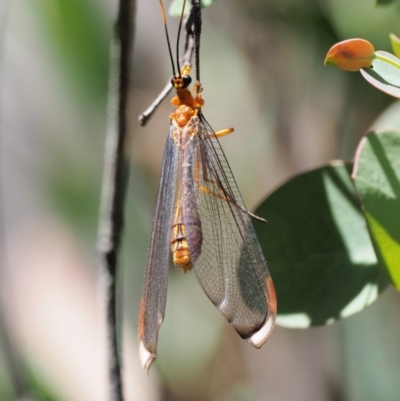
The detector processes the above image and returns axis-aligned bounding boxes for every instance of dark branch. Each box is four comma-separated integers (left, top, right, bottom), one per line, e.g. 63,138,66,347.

192,0,202,83
97,0,136,400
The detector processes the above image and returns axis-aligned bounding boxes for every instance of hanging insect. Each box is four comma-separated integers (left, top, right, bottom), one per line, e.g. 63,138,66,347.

138,0,277,372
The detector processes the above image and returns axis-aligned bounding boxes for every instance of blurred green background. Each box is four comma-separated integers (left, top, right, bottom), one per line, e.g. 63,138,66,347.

1,0,400,400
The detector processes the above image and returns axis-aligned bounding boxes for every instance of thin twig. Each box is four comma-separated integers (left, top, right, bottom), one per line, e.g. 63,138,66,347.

138,11,196,126
97,0,136,400
138,80,173,126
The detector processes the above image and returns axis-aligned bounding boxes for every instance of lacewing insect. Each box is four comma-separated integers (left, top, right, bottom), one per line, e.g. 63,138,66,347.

138,0,276,372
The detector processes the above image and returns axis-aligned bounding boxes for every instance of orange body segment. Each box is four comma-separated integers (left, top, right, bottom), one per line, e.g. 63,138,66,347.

170,222,192,272
170,73,204,127
171,105,195,127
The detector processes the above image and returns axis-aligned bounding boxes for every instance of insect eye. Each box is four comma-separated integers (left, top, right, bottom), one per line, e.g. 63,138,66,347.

183,75,192,87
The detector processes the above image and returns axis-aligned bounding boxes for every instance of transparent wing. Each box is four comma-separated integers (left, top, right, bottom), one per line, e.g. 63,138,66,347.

189,113,276,344
138,127,179,370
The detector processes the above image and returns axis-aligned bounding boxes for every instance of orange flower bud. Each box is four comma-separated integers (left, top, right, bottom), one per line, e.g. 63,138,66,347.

324,39,375,71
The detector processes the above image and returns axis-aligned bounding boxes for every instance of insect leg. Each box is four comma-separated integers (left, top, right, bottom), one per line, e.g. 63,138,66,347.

212,128,234,138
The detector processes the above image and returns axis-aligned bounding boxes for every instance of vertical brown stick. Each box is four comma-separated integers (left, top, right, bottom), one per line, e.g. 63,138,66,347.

192,0,202,83
97,0,135,400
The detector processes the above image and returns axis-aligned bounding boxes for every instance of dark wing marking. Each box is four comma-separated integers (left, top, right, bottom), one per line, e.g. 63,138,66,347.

138,126,179,371
190,113,276,343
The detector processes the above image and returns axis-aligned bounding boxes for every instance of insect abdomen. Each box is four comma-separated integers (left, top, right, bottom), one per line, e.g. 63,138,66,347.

171,223,192,272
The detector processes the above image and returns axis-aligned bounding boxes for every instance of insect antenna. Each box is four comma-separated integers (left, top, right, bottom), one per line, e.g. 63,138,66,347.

175,0,187,76
157,0,177,77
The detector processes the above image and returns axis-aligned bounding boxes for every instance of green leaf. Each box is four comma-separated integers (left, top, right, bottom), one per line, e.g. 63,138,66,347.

360,51,400,99
353,130,400,289
169,0,215,16
254,162,387,328
389,33,400,58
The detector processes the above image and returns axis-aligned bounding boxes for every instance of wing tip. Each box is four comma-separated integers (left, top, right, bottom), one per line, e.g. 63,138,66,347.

246,275,277,348
246,311,276,348
139,340,156,373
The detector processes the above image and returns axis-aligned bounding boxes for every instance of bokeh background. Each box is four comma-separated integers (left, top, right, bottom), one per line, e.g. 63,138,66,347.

1,0,400,400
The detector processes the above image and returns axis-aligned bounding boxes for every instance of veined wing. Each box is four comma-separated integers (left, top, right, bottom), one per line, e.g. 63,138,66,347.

189,113,276,346
138,126,179,371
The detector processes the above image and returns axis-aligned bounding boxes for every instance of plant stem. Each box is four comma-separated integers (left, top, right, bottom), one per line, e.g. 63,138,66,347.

97,0,135,400
374,52,400,70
